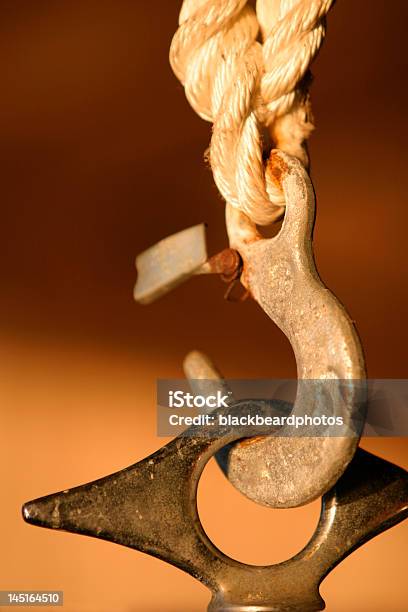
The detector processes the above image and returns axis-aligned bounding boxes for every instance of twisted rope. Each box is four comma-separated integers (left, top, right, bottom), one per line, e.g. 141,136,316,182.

170,0,334,226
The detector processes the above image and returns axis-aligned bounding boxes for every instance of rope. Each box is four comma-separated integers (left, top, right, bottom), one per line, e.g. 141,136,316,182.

170,0,334,226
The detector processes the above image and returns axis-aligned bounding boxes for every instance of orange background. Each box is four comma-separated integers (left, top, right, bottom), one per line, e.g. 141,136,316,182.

1,1,407,611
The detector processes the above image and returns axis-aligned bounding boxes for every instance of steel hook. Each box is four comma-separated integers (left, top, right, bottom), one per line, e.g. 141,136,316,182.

134,150,366,508
218,150,366,507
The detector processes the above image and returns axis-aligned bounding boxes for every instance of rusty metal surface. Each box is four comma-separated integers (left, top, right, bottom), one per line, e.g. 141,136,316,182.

134,226,242,304
23,405,408,611
202,248,242,281
223,151,366,507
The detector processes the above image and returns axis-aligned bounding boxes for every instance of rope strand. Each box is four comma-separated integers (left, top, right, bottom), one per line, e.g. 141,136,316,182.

170,0,334,226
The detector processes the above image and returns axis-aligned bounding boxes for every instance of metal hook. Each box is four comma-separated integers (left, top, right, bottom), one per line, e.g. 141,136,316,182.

219,151,367,507
134,150,366,508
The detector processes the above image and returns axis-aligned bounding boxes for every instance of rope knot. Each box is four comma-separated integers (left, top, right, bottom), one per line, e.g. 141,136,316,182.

170,0,335,226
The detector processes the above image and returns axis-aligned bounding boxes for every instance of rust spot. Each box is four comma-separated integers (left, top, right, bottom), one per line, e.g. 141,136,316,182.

207,248,242,280
224,281,251,302
237,435,265,447
267,150,288,192
239,259,256,299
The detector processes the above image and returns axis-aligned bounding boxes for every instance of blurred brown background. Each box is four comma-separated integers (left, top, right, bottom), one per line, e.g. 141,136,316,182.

1,1,407,610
